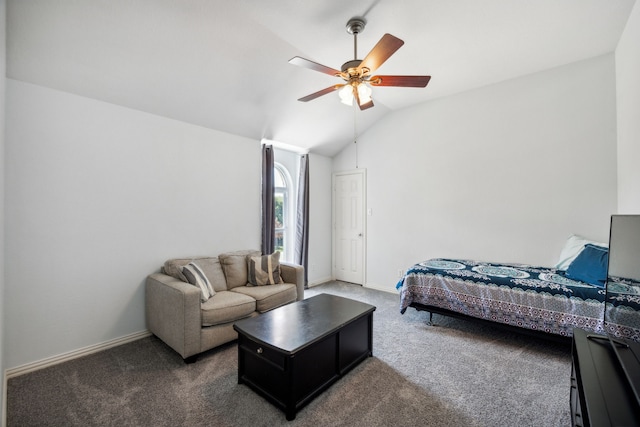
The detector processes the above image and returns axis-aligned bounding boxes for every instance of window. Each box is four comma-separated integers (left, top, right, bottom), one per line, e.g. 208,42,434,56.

274,163,293,261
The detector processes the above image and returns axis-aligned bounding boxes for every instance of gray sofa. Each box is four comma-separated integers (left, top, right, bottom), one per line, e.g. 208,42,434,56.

145,250,304,361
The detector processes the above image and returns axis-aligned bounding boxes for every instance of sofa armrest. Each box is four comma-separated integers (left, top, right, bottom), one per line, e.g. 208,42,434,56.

145,273,202,359
280,262,305,301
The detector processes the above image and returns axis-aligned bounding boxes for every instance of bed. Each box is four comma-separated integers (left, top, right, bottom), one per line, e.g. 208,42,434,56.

396,258,606,338
397,229,640,341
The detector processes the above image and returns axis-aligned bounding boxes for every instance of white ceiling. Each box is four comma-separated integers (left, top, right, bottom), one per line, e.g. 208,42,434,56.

7,0,636,156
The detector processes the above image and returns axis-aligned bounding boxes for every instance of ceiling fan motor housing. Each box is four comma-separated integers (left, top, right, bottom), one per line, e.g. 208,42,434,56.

345,17,366,35
343,18,368,78
341,59,363,74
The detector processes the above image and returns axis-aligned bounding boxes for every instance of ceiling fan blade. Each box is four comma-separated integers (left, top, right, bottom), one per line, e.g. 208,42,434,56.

359,99,374,110
298,85,344,102
369,75,431,87
358,34,404,74
353,86,374,111
289,56,342,77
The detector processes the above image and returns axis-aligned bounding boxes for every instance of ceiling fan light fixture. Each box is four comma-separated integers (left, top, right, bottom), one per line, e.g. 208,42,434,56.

339,85,354,105
357,83,372,104
339,82,372,106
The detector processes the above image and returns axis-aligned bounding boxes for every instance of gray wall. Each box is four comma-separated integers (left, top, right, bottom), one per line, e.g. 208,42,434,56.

334,54,618,292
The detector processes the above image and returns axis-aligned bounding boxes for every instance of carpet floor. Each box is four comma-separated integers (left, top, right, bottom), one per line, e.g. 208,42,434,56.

6,281,572,426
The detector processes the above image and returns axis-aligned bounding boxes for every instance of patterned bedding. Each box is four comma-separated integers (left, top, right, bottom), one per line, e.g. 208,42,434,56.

397,258,607,337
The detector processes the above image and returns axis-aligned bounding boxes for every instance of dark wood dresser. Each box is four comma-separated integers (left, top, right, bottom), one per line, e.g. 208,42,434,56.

571,328,640,426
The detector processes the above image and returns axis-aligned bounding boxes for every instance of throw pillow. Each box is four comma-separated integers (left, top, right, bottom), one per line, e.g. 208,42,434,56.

247,252,282,286
565,244,609,287
182,262,215,302
555,234,607,271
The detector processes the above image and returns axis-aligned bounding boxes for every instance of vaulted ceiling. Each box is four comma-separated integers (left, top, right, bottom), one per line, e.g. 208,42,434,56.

7,0,636,156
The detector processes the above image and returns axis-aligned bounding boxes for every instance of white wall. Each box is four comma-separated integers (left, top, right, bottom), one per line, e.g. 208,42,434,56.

616,0,640,213
4,80,261,369
308,153,333,285
1,0,6,421
334,54,618,292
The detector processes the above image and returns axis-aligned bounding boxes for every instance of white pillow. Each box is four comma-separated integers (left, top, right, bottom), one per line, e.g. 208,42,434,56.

555,234,608,271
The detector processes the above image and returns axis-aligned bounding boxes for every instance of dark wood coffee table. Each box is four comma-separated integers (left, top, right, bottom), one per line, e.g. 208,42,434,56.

233,293,376,420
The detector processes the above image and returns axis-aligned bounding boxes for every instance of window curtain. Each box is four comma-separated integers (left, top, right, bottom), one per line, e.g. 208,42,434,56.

295,154,310,287
261,145,275,255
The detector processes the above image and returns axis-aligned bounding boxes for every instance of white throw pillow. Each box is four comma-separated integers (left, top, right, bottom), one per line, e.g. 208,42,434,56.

555,234,608,271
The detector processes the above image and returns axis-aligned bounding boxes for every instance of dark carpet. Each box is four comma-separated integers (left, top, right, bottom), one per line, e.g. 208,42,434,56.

7,281,571,426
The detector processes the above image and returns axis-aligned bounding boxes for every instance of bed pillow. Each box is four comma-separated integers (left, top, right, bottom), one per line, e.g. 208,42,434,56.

555,234,607,271
565,244,609,287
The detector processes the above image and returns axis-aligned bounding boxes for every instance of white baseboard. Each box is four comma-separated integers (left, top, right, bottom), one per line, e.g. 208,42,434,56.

309,278,397,295
4,330,152,380
308,276,333,287
364,283,398,294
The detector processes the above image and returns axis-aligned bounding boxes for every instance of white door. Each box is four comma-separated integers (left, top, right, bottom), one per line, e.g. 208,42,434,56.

333,170,366,284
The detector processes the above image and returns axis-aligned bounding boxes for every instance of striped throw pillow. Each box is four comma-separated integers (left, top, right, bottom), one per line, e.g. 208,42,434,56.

247,252,282,286
182,262,215,302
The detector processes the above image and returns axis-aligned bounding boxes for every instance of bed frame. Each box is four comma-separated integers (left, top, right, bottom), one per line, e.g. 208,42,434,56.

409,302,573,343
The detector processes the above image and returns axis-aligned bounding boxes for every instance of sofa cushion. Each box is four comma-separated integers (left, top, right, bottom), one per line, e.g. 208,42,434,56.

163,258,191,282
247,251,283,286
194,257,228,292
219,250,260,289
200,291,256,327
163,257,228,292
182,262,214,302
231,284,297,313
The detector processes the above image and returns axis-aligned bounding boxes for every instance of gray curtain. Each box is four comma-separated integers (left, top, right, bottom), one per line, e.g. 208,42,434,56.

261,145,275,255
295,154,309,287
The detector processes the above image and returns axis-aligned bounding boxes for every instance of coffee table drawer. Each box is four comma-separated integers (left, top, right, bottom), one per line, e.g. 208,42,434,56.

240,337,285,370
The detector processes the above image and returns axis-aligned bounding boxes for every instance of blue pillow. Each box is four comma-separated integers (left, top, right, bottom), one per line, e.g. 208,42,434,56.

565,244,609,287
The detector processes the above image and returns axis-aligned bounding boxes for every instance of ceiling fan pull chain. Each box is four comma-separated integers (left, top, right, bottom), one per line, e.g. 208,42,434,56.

353,102,359,169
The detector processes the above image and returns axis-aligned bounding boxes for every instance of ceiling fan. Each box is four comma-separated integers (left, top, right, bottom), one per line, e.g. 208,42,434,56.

289,17,431,110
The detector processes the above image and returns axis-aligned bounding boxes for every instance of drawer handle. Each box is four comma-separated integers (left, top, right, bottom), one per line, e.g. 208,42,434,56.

257,347,263,354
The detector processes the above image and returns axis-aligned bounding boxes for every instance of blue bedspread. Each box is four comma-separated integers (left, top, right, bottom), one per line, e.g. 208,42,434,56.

397,258,606,337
